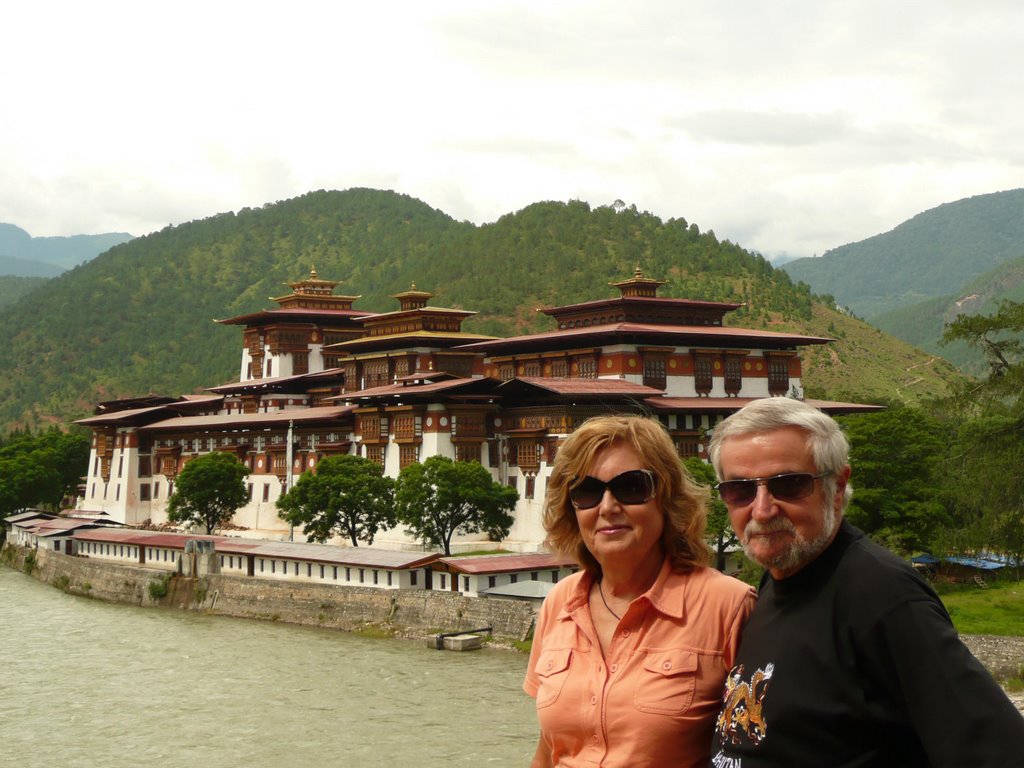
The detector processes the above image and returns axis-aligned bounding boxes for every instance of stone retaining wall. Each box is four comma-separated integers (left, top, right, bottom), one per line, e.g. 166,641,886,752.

1,542,538,644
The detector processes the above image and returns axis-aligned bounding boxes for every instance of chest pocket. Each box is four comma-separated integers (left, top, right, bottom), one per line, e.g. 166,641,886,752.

634,649,699,715
534,648,573,709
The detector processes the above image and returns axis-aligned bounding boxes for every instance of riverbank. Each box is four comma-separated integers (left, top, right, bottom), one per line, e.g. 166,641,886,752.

0,541,537,647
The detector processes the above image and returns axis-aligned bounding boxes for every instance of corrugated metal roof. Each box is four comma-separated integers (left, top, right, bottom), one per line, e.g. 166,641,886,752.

484,580,557,599
438,552,577,574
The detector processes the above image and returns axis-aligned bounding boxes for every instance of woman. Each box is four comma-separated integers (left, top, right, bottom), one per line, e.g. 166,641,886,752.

523,415,755,768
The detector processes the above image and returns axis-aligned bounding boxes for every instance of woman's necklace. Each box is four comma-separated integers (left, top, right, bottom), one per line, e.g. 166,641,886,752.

597,579,622,621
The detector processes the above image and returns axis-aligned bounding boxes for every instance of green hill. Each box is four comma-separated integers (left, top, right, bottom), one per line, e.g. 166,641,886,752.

0,275,49,310
871,257,1024,376
781,188,1024,319
0,188,961,431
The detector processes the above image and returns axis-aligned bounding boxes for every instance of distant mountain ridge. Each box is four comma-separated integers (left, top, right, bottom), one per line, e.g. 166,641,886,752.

0,188,959,431
782,188,1024,319
871,256,1024,375
0,223,134,276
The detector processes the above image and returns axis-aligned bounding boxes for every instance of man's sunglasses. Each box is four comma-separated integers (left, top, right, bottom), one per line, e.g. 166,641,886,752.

715,472,830,506
569,469,656,509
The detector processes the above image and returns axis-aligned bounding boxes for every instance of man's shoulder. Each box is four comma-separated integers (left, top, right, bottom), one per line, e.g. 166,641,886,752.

835,524,935,601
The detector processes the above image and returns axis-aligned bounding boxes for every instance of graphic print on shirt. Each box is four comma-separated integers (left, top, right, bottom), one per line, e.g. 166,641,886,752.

714,663,774,746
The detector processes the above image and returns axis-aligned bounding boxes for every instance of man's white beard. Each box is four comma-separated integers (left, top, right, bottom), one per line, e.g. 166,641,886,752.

741,501,839,576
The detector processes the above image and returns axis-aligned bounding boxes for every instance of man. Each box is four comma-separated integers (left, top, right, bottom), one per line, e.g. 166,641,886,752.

706,397,1024,768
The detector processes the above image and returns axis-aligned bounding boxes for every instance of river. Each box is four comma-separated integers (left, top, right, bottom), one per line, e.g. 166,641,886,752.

0,565,538,767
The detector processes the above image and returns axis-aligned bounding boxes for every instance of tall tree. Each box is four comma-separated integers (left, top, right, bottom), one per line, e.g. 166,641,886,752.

167,452,249,534
394,456,518,556
277,454,396,546
838,407,951,552
683,456,735,571
937,300,1024,570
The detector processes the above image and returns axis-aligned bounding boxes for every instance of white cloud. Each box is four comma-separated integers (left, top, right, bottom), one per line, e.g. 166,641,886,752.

1,0,1022,259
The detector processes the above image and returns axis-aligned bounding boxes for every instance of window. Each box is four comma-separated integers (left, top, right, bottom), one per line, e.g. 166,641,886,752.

307,563,312,577
271,560,276,573
260,559,265,573
115,485,120,501
525,475,536,500
320,564,325,579
359,569,365,584
455,443,481,463
247,483,254,501
410,571,418,586
439,574,446,590
399,444,419,469
724,355,743,395
767,357,790,395
366,445,385,467
333,566,338,580
139,483,151,501
643,357,666,390
531,571,539,581
293,562,299,576
117,455,124,478
387,572,393,587
694,355,713,395
510,574,518,584
154,482,160,499
463,576,470,591
373,570,379,585
262,484,270,503
551,570,559,583
346,567,351,581
488,575,497,588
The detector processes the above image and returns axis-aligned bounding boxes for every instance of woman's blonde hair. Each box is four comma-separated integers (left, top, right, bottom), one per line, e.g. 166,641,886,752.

544,414,710,573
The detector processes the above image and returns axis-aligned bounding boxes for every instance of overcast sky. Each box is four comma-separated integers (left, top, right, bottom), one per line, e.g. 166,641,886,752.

3,0,1022,259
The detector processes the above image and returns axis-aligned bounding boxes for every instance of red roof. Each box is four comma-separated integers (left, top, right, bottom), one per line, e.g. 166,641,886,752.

336,376,496,401
138,405,355,431
216,307,373,325
502,377,663,397
458,322,832,354
642,396,884,414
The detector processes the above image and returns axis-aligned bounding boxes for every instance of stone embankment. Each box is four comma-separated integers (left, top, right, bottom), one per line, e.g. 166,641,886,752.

961,634,1024,715
0,543,537,646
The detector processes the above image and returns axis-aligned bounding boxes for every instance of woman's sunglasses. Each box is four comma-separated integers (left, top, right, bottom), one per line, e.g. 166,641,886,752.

715,471,829,506
569,469,656,509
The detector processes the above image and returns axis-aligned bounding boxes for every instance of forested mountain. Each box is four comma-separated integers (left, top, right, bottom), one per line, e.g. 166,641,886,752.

871,257,1024,375
781,189,1024,319
0,188,960,431
0,275,49,309
0,223,134,275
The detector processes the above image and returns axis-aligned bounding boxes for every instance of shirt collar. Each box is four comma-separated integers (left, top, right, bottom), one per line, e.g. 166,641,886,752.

557,557,682,621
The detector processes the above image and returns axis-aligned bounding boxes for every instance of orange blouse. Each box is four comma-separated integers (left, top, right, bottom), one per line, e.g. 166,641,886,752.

524,560,755,767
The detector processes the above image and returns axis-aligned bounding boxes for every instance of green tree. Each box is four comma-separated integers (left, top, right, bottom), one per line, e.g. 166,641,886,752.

167,452,249,534
394,456,518,555
684,456,736,571
277,454,396,546
942,299,1024,409
936,300,1024,570
0,427,90,514
838,407,951,552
